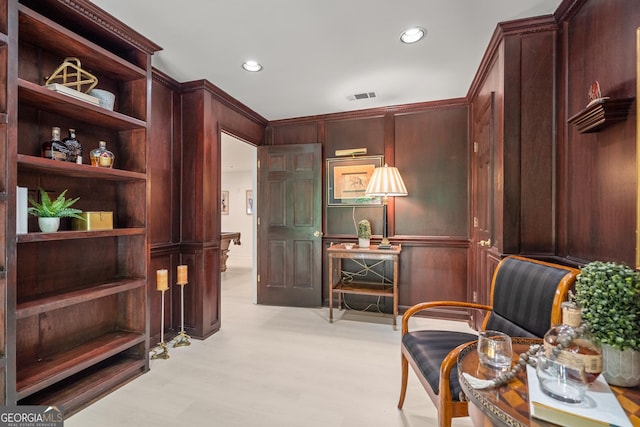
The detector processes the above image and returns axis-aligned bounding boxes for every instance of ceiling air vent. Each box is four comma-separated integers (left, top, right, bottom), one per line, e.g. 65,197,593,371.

346,91,377,101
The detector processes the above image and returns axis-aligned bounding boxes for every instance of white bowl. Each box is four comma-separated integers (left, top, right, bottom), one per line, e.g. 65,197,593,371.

89,89,116,110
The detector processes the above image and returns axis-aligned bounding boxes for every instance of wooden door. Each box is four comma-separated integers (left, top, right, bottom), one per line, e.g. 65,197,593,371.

471,93,495,328
257,143,323,306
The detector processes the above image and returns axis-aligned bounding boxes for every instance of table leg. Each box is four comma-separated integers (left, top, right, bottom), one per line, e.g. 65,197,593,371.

393,256,399,329
329,255,334,322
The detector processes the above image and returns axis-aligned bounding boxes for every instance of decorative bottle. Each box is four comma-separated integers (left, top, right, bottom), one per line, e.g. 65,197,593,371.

543,297,603,383
63,128,83,164
41,126,68,161
90,140,115,168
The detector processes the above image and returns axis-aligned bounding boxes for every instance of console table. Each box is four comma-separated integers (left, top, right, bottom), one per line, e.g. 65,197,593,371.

457,338,640,427
327,243,401,328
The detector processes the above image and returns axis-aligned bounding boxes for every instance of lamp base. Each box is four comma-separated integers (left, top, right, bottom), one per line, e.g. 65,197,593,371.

378,237,392,250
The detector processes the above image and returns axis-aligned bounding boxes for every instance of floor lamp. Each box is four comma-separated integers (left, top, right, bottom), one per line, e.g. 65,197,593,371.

365,164,408,249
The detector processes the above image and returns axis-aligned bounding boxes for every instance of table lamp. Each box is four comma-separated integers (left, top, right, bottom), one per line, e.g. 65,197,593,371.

365,164,408,249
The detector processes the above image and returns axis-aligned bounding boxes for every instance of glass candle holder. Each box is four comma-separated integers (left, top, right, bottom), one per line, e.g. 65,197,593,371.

536,354,588,404
477,330,513,371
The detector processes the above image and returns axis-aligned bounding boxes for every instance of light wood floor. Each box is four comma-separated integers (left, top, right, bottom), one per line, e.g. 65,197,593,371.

66,267,474,426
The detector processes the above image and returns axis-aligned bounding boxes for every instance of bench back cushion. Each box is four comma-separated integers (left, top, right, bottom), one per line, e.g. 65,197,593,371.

485,257,573,338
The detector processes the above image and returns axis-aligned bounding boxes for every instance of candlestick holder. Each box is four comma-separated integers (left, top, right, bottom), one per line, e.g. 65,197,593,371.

173,281,191,347
151,288,170,359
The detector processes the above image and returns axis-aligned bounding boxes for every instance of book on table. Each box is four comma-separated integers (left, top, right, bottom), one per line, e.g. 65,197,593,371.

527,365,632,427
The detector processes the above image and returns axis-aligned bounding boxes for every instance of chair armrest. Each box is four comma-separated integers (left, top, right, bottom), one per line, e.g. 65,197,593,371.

401,301,492,334
439,340,478,402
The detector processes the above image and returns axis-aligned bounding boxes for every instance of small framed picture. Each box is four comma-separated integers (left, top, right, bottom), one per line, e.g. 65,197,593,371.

326,155,384,206
246,190,253,215
221,191,229,215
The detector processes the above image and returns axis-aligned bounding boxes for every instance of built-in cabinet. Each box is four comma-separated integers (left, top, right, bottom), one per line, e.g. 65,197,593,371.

1,0,160,414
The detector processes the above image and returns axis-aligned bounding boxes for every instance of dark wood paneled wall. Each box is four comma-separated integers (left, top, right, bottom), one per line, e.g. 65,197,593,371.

146,0,639,333
269,102,471,311
179,80,266,338
556,0,638,266
149,70,182,344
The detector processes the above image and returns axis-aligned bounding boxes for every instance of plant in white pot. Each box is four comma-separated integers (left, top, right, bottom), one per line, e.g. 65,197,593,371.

574,261,640,386
357,219,371,248
28,188,84,232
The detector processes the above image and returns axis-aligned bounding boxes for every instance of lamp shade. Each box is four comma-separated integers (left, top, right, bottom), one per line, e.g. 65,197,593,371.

365,164,408,197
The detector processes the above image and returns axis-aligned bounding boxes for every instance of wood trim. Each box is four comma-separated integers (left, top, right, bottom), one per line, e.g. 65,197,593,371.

180,79,268,126
269,97,468,126
467,15,557,100
152,67,181,91
553,0,590,23
20,0,162,54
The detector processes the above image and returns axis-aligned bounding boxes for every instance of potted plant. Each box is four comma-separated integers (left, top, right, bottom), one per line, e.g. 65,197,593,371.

574,260,640,386
357,219,371,248
28,188,84,232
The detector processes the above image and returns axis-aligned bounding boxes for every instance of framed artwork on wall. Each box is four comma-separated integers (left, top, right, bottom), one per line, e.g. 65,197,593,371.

246,190,253,215
221,191,229,215
326,155,383,206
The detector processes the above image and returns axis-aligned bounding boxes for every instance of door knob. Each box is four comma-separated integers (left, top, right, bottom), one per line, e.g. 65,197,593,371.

479,239,492,247
313,230,322,237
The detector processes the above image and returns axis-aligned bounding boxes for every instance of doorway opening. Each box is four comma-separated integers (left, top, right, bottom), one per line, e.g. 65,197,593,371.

220,132,257,303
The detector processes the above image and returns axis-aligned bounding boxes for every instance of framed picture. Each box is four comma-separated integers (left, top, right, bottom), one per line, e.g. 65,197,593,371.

221,191,229,215
246,190,253,215
326,155,383,206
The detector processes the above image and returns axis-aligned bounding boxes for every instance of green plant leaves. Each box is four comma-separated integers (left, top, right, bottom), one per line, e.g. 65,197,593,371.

28,188,84,220
575,261,640,351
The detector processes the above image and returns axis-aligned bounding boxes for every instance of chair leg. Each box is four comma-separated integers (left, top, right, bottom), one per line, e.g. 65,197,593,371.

438,397,453,427
398,352,408,408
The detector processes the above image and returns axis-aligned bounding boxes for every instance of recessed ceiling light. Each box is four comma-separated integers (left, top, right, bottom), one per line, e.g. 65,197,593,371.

400,27,426,44
242,60,263,72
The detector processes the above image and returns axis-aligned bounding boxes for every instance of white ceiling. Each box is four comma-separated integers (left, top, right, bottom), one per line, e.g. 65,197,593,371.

91,0,562,121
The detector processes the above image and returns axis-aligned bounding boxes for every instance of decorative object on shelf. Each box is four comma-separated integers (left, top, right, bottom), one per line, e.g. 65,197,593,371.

17,186,28,234
152,269,170,360
41,126,68,161
63,129,82,164
567,80,634,133
326,155,383,206
246,190,253,215
72,211,113,231
357,219,371,248
44,57,98,93
364,164,408,249
574,261,640,386
88,88,115,110
90,140,115,168
28,188,84,232
173,265,191,348
221,190,229,215
46,83,100,106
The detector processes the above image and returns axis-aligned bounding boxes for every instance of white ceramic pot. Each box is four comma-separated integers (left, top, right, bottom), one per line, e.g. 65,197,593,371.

358,238,370,248
38,217,60,232
602,344,640,387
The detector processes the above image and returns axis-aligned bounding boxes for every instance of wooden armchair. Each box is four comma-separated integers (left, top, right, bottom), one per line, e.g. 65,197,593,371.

397,255,579,427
